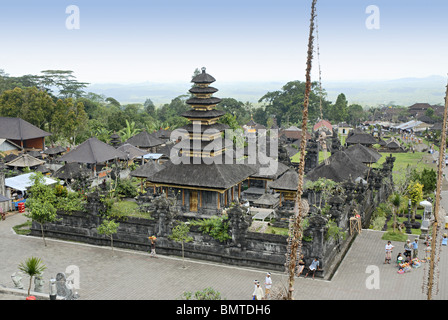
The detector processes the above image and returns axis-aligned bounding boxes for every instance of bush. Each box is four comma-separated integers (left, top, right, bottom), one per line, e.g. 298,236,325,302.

190,216,231,242
371,216,386,231
115,178,138,198
109,200,149,219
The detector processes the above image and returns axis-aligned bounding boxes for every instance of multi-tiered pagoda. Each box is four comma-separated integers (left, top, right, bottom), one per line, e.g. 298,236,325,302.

173,67,232,160
148,68,256,215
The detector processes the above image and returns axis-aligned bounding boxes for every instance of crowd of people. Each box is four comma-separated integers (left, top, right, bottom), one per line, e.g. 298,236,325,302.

385,236,436,274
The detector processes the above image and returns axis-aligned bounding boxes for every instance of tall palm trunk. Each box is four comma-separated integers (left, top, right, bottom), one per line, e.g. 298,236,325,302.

287,0,317,300
427,82,448,300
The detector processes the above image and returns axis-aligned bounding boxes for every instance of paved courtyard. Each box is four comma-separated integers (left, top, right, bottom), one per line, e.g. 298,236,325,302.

1,148,448,301
1,201,448,301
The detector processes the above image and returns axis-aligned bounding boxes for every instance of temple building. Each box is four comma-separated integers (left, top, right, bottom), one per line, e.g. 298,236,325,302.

148,68,256,215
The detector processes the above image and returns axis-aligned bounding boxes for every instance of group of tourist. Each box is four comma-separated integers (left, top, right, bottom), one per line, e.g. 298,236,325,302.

385,237,435,274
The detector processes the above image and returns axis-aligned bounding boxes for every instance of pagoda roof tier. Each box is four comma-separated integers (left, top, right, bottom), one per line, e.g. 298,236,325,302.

189,86,219,95
173,137,233,152
191,67,216,84
180,123,229,134
148,157,256,191
181,109,225,119
186,97,222,106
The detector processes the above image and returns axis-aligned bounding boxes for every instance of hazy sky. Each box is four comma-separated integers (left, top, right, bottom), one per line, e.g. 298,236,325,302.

1,0,447,85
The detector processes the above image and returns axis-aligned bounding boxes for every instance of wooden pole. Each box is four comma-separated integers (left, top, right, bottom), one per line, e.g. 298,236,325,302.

287,0,317,300
427,82,448,300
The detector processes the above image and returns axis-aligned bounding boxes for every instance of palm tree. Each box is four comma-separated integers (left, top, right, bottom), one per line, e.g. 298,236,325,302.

119,119,141,142
18,257,47,297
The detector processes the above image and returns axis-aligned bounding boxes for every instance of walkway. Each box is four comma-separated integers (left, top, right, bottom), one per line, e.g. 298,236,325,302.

1,207,448,300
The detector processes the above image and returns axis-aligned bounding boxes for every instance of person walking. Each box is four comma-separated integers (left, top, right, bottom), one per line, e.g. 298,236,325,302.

252,280,264,300
385,241,394,264
264,272,272,298
411,239,418,259
149,236,157,258
305,257,320,280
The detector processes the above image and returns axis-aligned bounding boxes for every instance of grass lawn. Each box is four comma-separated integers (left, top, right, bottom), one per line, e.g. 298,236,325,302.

110,200,151,219
372,152,436,185
290,151,327,164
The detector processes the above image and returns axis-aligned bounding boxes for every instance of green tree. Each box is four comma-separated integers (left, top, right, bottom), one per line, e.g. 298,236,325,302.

347,104,366,126
97,219,120,255
217,98,250,124
169,222,194,269
411,168,437,194
119,119,141,142
259,80,327,126
18,257,47,297
389,193,402,232
144,98,156,116
38,70,88,98
0,86,55,129
407,181,423,223
24,173,58,247
331,93,348,123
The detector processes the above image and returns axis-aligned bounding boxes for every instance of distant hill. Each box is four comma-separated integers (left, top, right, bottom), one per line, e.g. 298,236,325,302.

323,75,446,107
86,75,447,108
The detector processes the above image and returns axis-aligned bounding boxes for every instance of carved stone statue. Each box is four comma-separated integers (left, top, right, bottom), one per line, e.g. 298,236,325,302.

11,272,24,289
34,273,45,293
227,203,251,249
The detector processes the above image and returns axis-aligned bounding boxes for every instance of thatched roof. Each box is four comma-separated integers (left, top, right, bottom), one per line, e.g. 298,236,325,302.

130,160,166,179
344,143,382,164
254,193,279,206
238,155,290,180
53,162,90,180
44,146,66,155
5,153,45,168
345,133,377,146
26,150,42,158
116,143,148,160
152,129,172,140
386,138,401,149
268,169,300,192
58,137,127,164
191,67,216,84
35,164,51,174
126,131,164,149
148,159,256,190
305,151,368,183
3,154,18,163
0,117,51,140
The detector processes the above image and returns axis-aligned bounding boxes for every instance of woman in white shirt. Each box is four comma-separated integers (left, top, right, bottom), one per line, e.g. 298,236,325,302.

385,241,394,264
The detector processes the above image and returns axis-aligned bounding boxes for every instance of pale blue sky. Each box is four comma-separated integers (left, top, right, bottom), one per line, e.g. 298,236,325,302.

0,0,447,84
